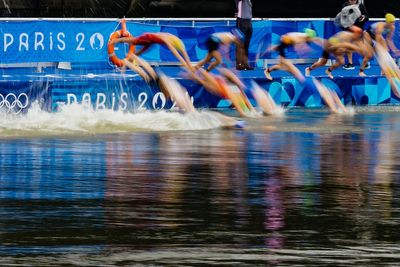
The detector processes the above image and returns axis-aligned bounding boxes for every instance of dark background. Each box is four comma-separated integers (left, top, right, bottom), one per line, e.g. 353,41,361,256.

0,0,399,18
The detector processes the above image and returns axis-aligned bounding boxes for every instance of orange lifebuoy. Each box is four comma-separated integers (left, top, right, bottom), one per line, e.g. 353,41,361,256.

108,30,136,67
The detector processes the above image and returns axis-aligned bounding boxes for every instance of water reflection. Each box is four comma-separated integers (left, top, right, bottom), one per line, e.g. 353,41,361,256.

0,111,400,265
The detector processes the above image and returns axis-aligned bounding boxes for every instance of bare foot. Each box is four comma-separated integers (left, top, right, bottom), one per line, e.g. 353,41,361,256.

325,69,334,79
359,71,367,77
264,69,273,80
305,67,311,76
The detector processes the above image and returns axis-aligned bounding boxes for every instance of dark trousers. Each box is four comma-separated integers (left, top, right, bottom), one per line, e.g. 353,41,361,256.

236,17,253,66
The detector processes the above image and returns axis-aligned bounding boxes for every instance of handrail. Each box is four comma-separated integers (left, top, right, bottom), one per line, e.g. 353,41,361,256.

0,17,389,22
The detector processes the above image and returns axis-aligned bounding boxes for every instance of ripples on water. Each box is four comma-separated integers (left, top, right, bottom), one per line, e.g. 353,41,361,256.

1,105,400,266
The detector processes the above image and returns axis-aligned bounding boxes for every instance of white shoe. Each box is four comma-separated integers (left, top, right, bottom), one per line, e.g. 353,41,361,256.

325,69,334,79
264,69,273,80
305,67,311,76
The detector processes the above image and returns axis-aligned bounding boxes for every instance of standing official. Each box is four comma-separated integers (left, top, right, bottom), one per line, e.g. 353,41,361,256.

235,0,254,70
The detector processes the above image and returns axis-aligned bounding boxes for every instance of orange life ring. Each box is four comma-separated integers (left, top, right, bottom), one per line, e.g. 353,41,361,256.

108,30,136,67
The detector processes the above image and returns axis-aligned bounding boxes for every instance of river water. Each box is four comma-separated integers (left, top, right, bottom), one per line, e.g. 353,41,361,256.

1,104,400,266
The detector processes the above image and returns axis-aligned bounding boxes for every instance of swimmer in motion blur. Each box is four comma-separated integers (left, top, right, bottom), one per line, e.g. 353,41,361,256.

359,13,400,76
112,48,246,127
188,67,257,117
109,32,194,71
305,26,372,78
108,30,201,112
249,81,282,116
157,72,197,113
366,13,399,53
122,54,158,83
374,42,400,98
189,67,285,116
156,71,247,128
263,28,323,80
218,68,282,115
264,44,348,113
195,29,245,72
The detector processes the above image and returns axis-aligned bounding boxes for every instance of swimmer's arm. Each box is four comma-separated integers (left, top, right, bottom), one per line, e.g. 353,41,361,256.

109,37,135,45
135,46,150,56
196,69,220,90
375,24,389,49
130,54,157,80
218,68,245,89
386,26,400,54
163,41,192,70
176,47,194,70
258,45,279,58
310,37,326,47
186,70,206,86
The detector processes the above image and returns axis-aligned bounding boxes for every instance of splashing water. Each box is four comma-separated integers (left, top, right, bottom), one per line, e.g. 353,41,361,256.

250,80,286,116
0,102,236,138
340,105,356,115
267,104,286,116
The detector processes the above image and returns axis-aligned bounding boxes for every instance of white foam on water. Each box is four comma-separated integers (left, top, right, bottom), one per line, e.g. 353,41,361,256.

342,105,356,115
250,80,286,117
0,102,234,138
268,105,286,116
354,105,400,113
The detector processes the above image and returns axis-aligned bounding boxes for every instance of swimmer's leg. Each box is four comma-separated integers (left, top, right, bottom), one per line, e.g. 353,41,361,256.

123,59,151,82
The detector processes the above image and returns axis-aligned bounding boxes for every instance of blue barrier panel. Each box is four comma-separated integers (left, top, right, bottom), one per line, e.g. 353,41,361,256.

0,81,51,113
251,20,326,61
1,19,398,65
48,76,400,109
1,73,399,114
50,76,220,112
0,21,112,63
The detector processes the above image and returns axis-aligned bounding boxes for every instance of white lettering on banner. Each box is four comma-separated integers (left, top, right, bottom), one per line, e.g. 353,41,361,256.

35,32,45,51
137,92,147,111
110,93,116,110
96,93,106,110
152,92,166,110
19,33,29,51
67,94,77,104
76,33,85,51
120,93,128,110
0,93,29,114
1,32,103,54
57,33,66,50
49,32,53,50
4,33,13,52
64,92,192,111
90,33,104,50
82,93,91,109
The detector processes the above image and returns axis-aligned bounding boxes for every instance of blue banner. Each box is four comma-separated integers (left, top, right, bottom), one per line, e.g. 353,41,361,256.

0,19,399,64
0,74,398,114
0,21,113,63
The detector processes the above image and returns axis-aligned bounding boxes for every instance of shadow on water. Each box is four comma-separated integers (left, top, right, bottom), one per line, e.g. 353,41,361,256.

1,108,400,265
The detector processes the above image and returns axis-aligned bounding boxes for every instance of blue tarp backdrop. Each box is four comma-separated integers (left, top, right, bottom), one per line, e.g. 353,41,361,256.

1,19,397,64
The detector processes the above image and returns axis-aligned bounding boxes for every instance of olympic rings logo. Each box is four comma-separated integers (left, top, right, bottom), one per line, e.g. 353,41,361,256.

0,93,29,114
